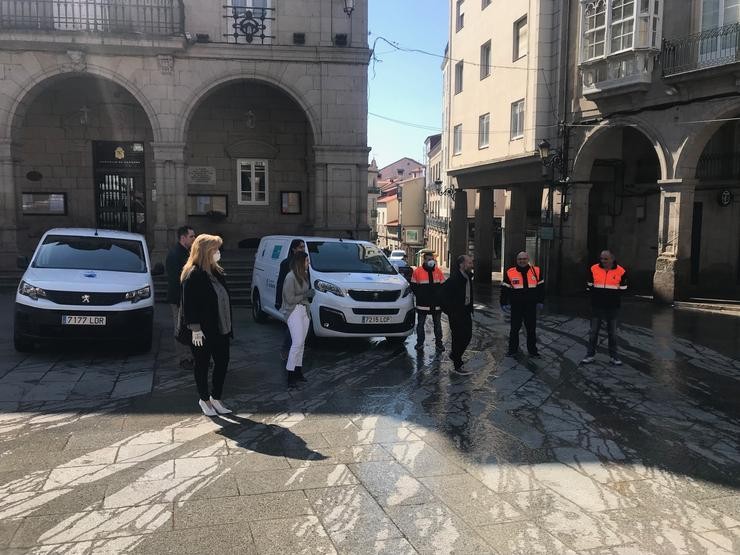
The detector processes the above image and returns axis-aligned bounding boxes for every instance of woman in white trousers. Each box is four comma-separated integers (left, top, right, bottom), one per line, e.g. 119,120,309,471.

281,251,312,386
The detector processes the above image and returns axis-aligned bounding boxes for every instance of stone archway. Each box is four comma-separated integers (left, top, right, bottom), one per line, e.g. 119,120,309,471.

181,79,315,248
8,73,156,255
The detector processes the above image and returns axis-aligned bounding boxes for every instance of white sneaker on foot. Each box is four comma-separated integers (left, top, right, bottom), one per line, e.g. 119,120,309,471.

198,400,217,416
610,357,623,366
210,397,232,414
581,356,595,364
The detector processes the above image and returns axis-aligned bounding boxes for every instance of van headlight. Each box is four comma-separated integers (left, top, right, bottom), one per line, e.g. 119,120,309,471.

125,286,151,303
314,279,345,297
402,286,412,298
18,280,47,301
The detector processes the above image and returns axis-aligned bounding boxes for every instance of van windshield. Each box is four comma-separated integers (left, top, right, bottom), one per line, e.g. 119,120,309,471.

32,235,147,273
307,241,396,274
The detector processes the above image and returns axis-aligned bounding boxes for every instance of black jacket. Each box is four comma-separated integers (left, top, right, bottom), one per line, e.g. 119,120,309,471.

587,262,628,310
500,265,545,306
165,243,189,305
182,267,233,338
410,265,445,311
441,269,474,317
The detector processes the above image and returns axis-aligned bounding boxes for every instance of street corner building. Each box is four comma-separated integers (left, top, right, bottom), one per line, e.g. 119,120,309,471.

442,0,740,303
0,0,371,265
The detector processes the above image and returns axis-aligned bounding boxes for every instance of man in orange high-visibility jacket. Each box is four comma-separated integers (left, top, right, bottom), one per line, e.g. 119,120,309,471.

500,251,545,357
410,252,446,352
582,250,628,365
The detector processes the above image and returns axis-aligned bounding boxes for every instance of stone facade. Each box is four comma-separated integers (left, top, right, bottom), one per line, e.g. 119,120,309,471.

563,0,740,301
0,0,370,263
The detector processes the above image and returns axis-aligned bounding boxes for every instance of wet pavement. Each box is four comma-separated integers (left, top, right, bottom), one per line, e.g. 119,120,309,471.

0,289,739,554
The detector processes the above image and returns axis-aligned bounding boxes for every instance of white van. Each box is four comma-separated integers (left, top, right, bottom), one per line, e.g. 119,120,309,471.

14,228,161,352
251,236,415,339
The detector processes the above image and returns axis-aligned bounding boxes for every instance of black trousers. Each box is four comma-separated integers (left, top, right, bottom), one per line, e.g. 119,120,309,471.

509,303,537,354
448,311,472,362
191,333,230,401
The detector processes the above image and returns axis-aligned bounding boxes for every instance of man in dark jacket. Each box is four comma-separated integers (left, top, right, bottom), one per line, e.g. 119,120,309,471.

276,239,306,359
410,252,445,352
166,225,195,369
442,254,474,373
500,251,545,357
582,250,628,365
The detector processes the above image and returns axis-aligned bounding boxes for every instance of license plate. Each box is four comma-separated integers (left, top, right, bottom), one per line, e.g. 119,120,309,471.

362,316,391,324
62,315,107,326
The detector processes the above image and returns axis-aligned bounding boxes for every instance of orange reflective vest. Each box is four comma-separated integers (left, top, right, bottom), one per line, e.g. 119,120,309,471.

588,264,627,291
504,265,542,289
411,265,445,285
410,264,445,311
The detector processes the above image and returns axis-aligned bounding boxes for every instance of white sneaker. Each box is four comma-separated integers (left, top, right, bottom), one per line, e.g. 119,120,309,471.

581,356,595,364
210,397,232,414
610,357,623,366
198,399,217,417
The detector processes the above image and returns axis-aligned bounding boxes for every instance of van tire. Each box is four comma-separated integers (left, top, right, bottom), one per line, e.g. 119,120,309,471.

13,333,34,353
252,290,268,323
135,335,152,354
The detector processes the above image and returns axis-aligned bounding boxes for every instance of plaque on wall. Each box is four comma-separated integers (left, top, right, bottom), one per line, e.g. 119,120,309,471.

187,166,217,185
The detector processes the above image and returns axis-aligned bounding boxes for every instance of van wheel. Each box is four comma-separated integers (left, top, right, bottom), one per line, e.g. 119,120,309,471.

252,290,267,323
13,333,34,353
134,335,152,354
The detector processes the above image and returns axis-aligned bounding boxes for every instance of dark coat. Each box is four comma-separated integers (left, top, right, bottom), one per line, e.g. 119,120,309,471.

182,266,233,339
441,268,474,317
586,262,628,310
165,243,189,305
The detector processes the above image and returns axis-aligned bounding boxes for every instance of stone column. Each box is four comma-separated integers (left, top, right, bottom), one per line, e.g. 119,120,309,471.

503,187,527,268
313,145,370,238
559,182,592,295
474,188,494,283
151,142,186,259
449,188,468,260
0,140,17,266
653,179,696,303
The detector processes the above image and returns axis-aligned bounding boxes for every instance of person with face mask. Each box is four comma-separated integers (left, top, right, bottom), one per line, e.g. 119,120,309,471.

441,254,475,374
179,234,233,416
410,252,446,352
500,251,545,357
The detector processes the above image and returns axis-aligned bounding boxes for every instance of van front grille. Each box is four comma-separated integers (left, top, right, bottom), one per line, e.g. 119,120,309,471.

348,290,401,302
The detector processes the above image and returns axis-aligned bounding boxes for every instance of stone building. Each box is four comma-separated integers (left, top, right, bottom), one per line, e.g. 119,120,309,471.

563,0,740,301
367,158,380,241
0,0,370,264
444,0,562,282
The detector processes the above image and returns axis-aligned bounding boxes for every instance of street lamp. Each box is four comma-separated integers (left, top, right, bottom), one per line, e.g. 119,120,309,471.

343,0,355,16
537,139,563,171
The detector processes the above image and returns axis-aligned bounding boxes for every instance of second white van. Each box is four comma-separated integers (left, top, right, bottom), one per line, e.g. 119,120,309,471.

251,236,415,339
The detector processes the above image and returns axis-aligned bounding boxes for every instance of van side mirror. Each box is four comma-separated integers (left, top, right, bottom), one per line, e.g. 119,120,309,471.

151,262,165,276
16,256,29,270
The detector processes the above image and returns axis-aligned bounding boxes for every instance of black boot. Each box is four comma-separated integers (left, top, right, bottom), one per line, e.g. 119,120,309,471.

295,366,308,382
286,370,298,386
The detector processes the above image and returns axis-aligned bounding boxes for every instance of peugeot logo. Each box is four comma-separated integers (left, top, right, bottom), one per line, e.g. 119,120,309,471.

81,294,91,303
373,292,379,300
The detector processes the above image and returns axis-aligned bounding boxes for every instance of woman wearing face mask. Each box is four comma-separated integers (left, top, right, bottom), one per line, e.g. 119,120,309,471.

180,234,233,416
281,251,313,386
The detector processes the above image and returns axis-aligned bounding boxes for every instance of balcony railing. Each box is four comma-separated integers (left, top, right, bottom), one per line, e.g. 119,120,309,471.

696,152,740,180
427,216,449,231
0,0,183,35
662,22,740,77
223,3,274,44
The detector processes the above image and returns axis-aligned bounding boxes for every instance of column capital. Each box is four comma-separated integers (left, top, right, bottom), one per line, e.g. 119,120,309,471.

313,145,370,165
657,178,698,192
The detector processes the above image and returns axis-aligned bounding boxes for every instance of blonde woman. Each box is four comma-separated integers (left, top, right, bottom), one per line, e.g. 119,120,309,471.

281,251,313,386
180,234,233,416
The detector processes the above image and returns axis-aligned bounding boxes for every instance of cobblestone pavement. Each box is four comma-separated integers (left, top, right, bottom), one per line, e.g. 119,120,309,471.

0,292,739,555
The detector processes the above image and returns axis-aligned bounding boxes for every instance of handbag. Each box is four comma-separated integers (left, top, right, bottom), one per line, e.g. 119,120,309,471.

175,283,192,346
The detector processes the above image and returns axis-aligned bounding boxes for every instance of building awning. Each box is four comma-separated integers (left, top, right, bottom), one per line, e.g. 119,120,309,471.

377,195,397,203
386,220,399,225
447,153,544,189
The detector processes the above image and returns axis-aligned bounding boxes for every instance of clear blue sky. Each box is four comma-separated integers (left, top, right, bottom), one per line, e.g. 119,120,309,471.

367,1,449,169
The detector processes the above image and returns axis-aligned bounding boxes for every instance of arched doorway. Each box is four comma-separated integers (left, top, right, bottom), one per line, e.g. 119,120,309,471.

11,74,155,254
692,118,740,299
183,80,315,247
584,126,662,295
